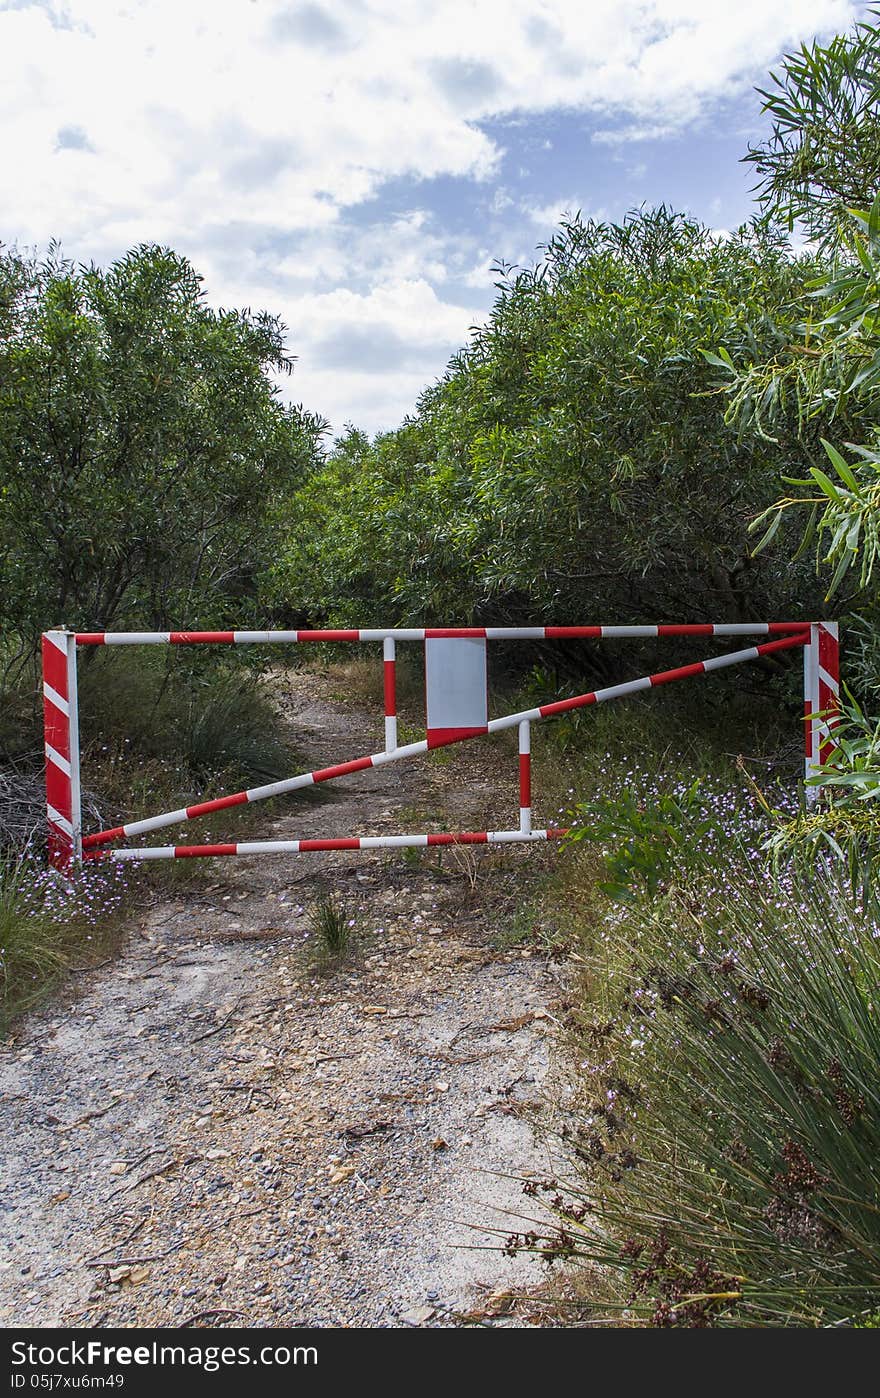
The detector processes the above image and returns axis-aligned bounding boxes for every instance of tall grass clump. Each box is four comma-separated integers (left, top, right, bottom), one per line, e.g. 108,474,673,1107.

306,890,357,973
508,769,880,1326
0,854,130,1028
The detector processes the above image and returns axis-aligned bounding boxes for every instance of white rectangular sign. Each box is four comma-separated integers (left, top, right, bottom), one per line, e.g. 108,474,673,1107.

425,637,488,745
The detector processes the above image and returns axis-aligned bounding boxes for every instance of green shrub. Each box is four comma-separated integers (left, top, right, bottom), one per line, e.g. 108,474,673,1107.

0,242,326,652
271,210,825,634
566,777,713,900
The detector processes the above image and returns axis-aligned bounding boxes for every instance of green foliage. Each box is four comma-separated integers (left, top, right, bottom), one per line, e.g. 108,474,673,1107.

72,647,293,840
0,241,326,652
745,12,880,248
760,693,880,908
272,209,824,633
765,803,880,915
710,12,880,615
737,199,880,602
808,691,880,802
721,8,880,899
752,436,880,600
566,779,711,901
842,605,880,702
0,240,320,836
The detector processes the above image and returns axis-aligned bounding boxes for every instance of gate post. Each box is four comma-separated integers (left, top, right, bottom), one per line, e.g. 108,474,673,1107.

383,636,397,752
803,621,840,805
519,720,532,834
42,630,82,873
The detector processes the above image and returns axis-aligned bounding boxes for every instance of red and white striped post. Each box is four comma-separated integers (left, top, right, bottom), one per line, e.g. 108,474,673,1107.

383,636,397,752
804,621,840,804
41,630,82,874
519,720,531,834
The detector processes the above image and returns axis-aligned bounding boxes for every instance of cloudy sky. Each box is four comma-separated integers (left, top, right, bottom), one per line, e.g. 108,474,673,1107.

1,0,867,436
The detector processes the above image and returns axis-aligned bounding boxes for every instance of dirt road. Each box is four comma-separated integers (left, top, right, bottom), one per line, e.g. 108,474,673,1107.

0,667,566,1327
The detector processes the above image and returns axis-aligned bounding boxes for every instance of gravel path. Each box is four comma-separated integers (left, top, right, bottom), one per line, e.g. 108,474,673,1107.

0,667,566,1328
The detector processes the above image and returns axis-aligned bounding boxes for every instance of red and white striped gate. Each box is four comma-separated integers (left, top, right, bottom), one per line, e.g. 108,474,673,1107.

42,621,839,873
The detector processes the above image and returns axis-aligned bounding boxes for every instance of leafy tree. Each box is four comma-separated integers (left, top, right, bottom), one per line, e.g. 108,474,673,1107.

721,10,880,873
720,13,880,641
272,209,826,645
745,11,880,249
0,242,326,659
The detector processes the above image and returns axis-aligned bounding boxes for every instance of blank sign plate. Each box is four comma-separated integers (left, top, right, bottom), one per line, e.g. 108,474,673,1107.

424,637,488,747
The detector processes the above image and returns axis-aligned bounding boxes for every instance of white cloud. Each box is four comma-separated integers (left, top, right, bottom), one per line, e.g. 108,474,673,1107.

0,0,861,431
490,187,515,213
293,365,446,438
524,198,590,228
274,278,481,431
593,122,680,145
460,254,500,289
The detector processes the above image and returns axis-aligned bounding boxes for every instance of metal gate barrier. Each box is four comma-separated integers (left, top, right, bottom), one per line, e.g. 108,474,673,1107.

42,622,839,872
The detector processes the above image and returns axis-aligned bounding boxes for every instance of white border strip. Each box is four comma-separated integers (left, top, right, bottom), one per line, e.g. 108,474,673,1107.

47,804,74,837
45,743,71,777
42,682,69,716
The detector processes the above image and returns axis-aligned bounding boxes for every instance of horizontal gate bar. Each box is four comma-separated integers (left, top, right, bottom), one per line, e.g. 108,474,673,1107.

82,631,808,851
90,827,569,861
73,623,814,646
